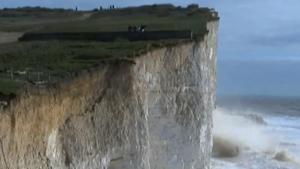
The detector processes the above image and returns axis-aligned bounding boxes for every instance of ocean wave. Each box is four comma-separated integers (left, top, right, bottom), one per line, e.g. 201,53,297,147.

213,107,300,169
213,136,240,158
244,114,267,125
213,108,275,155
273,150,294,162
273,150,300,167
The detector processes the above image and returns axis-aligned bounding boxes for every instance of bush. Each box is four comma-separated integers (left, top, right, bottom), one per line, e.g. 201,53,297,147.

92,8,99,12
187,4,200,16
187,4,199,10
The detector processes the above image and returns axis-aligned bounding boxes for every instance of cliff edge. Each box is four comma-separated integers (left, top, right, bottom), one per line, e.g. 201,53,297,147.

0,21,218,169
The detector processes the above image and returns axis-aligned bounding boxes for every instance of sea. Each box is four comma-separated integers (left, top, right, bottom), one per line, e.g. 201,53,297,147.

212,96,300,169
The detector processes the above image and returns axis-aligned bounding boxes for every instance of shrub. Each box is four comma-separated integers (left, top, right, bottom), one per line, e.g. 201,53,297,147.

187,4,199,10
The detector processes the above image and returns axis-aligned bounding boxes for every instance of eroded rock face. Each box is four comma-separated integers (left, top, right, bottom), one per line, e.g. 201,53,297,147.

0,21,218,169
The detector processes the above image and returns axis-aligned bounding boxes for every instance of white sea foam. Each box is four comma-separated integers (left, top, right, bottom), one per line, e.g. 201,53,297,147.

213,108,275,154
212,107,300,169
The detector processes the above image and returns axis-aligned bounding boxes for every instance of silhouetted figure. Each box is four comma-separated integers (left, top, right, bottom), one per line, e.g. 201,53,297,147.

128,26,133,32
138,25,147,32
75,6,78,11
133,26,137,32
100,6,103,11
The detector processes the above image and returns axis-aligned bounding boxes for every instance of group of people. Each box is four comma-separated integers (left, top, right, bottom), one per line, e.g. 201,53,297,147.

75,5,115,11
109,5,115,10
128,25,147,33
98,5,115,11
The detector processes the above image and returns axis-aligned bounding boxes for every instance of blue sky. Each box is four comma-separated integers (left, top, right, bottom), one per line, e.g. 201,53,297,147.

1,0,300,96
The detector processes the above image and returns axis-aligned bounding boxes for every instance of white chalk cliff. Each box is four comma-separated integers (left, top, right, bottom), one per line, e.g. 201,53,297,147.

0,21,218,169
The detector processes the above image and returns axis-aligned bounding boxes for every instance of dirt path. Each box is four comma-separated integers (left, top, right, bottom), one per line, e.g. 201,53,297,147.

0,12,93,45
0,32,23,44
78,13,93,21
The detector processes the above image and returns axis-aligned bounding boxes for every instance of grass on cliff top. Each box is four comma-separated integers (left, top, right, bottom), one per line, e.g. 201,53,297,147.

0,7,84,32
0,40,166,73
0,79,22,95
55,10,213,33
0,4,218,95
0,4,218,35
0,40,177,93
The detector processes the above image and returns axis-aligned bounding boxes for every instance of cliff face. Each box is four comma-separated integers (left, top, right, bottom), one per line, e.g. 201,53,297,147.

0,21,218,169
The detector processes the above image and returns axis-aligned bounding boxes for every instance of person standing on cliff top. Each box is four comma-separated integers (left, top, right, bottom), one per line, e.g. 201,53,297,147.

128,25,133,32
140,25,146,32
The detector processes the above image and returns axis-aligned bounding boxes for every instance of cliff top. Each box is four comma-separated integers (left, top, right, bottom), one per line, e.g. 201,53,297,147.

0,4,218,32
0,4,218,99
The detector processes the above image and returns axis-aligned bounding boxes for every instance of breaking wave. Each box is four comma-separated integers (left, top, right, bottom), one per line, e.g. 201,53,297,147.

213,108,274,154
212,107,300,168
244,114,267,125
273,150,294,162
213,136,239,158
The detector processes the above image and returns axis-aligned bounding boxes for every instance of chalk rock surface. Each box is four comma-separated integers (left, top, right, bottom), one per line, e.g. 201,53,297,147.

0,21,218,169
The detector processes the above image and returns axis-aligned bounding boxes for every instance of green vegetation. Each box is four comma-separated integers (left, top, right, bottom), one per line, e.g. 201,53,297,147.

0,4,218,96
0,39,180,92
37,5,217,36
0,7,83,32
0,79,22,95
0,4,218,35
0,40,165,74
